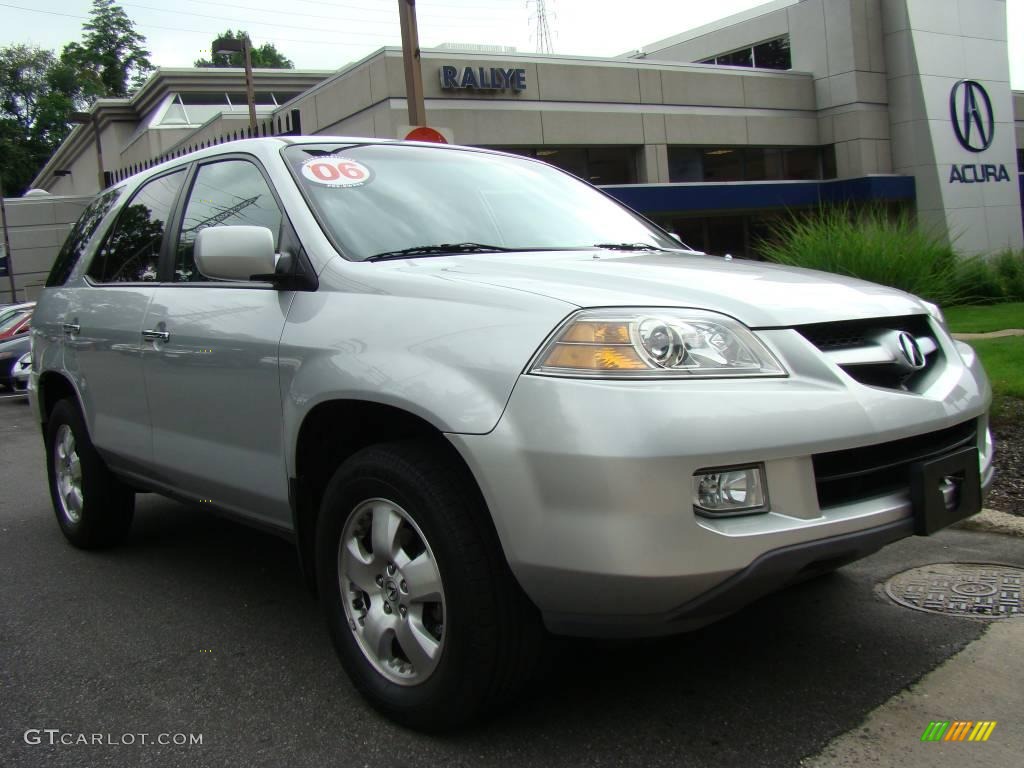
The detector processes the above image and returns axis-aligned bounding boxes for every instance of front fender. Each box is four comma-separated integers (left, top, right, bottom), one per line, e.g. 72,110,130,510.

278,275,572,474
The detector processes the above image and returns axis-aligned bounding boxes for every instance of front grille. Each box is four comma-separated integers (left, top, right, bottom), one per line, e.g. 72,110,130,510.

813,419,978,509
797,315,943,392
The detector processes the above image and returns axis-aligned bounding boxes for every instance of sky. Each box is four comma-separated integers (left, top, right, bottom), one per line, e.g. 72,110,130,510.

0,0,1022,87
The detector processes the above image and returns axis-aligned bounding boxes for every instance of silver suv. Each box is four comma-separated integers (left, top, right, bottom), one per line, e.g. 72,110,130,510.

30,137,993,729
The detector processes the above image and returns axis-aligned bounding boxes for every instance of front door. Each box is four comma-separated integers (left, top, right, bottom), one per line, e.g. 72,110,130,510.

141,158,294,528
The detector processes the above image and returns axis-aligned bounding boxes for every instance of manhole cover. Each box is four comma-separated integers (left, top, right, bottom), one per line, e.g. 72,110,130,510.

884,563,1023,619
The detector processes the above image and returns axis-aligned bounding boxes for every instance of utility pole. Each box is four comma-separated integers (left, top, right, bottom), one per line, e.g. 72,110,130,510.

398,0,427,127
0,178,16,302
531,0,555,54
213,35,259,134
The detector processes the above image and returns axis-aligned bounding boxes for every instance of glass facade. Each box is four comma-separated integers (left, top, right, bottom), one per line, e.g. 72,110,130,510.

698,36,791,70
660,203,910,259
668,146,837,183
490,146,639,185
662,213,783,258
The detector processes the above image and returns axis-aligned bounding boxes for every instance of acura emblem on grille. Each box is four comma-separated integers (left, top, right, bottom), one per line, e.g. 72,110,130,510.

898,332,926,370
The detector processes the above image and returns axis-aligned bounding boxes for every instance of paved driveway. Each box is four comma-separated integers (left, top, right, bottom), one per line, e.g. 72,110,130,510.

1,395,1020,767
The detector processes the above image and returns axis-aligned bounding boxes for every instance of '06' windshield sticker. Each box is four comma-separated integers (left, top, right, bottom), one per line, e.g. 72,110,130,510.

301,157,373,188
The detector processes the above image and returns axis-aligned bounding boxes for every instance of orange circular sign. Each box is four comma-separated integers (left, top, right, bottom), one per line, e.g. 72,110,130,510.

404,126,448,144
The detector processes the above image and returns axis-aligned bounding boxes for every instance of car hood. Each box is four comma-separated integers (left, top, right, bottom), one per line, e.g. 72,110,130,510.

402,250,927,327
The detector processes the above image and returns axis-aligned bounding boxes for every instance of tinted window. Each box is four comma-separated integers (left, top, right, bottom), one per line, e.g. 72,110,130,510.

88,171,185,283
46,188,122,287
703,149,744,181
717,48,752,67
753,37,791,70
176,160,283,282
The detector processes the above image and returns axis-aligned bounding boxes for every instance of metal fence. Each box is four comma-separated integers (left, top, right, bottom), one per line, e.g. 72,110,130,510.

109,108,303,185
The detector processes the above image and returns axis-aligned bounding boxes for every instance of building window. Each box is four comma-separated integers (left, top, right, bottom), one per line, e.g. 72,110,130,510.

490,146,638,185
698,36,791,71
667,146,836,183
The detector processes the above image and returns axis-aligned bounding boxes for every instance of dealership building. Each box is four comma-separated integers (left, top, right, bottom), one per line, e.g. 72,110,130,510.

11,0,1023,297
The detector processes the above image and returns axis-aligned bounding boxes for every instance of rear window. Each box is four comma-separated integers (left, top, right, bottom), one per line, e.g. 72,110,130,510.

46,188,122,287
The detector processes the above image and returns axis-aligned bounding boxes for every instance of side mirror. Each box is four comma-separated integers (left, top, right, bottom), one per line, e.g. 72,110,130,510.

195,226,276,282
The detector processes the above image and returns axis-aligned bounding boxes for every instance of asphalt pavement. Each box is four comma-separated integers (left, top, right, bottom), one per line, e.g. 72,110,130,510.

1,394,1021,768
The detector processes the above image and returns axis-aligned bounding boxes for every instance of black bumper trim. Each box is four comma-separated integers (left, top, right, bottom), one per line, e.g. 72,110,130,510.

543,517,915,638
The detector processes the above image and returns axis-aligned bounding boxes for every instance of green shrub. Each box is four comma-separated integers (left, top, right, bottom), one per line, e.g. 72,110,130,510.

951,256,1005,305
991,250,1024,301
759,205,1024,307
758,206,966,305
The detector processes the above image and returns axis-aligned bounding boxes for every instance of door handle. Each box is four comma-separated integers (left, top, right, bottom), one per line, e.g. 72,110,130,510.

62,322,80,335
142,329,170,343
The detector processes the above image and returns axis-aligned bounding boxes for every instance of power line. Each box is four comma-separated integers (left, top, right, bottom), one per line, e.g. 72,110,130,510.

0,3,385,46
4,2,522,47
131,0,520,30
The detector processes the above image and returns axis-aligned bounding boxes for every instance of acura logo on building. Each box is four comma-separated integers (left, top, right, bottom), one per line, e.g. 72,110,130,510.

949,80,994,152
897,332,926,370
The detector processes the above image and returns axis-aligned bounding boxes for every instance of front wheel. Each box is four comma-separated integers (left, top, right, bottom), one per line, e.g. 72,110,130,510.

45,399,134,548
316,441,544,730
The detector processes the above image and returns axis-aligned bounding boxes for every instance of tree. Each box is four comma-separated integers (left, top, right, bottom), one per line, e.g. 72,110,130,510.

0,3,153,195
62,0,154,99
194,30,294,69
0,45,77,195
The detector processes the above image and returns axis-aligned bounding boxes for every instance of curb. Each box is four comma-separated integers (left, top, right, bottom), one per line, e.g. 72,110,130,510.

953,508,1024,538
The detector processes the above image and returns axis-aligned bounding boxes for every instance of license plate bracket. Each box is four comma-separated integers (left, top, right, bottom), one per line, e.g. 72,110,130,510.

911,445,981,536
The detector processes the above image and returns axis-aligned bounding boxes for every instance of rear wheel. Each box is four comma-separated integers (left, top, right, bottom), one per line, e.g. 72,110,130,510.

316,440,544,730
45,399,134,548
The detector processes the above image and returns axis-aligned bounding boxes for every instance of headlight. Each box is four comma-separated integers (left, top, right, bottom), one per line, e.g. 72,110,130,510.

530,309,786,378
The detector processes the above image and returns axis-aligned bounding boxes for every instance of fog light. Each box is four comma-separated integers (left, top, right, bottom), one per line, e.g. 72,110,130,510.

693,465,768,516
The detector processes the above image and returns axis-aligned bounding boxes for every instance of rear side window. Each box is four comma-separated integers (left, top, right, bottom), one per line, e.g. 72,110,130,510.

175,160,283,282
46,188,122,287
87,170,186,283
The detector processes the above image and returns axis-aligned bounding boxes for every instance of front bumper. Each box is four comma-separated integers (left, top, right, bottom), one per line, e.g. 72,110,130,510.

448,326,993,637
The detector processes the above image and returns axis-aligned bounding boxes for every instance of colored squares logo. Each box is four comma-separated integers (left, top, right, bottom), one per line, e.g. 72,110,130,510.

921,721,997,742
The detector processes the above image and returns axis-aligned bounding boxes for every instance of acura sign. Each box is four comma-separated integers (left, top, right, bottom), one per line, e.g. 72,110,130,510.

947,79,1010,185
949,80,994,152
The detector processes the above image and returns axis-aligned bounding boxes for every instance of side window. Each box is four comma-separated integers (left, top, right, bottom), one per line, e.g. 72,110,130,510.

46,187,122,287
87,170,186,284
176,160,283,282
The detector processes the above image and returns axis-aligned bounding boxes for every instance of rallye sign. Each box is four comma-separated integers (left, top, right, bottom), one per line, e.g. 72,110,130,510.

440,65,526,92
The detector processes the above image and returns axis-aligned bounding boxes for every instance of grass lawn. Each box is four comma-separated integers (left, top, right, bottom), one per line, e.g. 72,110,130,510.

968,337,1024,400
944,302,1024,333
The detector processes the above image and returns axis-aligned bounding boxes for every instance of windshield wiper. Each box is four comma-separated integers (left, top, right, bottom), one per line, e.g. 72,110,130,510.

366,242,523,261
591,242,672,252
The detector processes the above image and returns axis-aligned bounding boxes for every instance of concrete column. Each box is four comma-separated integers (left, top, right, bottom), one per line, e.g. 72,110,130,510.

638,144,669,183
882,0,1023,254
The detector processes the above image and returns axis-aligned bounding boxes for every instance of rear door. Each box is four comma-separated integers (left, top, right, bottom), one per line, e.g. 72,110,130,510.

63,170,187,468
140,157,295,528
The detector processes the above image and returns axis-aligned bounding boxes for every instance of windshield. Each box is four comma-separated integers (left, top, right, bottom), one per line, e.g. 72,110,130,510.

284,143,680,261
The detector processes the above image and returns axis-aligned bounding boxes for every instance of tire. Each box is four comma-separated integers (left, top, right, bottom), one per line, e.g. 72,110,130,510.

316,440,544,731
45,398,135,549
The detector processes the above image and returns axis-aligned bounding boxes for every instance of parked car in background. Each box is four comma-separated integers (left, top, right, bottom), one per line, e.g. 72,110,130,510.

10,351,32,394
0,305,33,341
0,301,34,325
0,335,31,391
29,137,992,730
